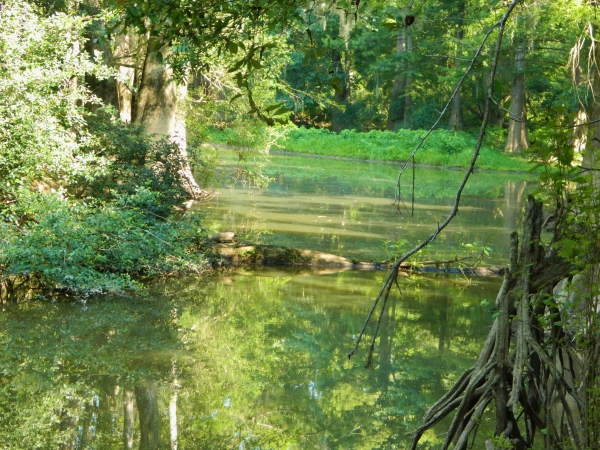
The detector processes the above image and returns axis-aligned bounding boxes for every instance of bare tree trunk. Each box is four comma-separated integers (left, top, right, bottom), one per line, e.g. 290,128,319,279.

114,31,137,123
449,0,465,131
331,49,348,133
584,42,600,187
505,36,528,153
386,30,406,131
403,27,413,129
169,362,179,450
135,43,203,199
84,37,119,111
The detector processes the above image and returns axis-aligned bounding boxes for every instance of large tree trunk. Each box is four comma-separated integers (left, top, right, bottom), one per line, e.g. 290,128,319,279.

331,49,349,133
387,3,414,130
585,40,600,187
386,30,407,131
331,11,354,132
114,30,137,123
84,37,119,112
403,28,414,129
135,43,203,199
449,0,465,131
505,37,528,153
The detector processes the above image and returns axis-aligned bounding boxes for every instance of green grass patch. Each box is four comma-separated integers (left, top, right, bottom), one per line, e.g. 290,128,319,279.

275,127,532,172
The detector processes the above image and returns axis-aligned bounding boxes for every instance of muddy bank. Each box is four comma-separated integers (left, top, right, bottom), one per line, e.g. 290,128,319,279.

211,241,503,277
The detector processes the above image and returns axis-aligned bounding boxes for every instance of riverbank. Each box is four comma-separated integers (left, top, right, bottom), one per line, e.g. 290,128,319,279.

205,126,533,172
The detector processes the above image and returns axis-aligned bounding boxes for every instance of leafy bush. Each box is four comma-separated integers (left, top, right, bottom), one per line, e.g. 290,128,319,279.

1,191,208,298
81,116,190,219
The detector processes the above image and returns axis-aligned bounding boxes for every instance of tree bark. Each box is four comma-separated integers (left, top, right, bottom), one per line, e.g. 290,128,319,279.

449,0,465,131
84,36,119,112
505,36,528,153
584,40,600,186
386,30,406,130
114,30,137,123
403,27,414,129
387,2,414,130
135,42,203,199
331,49,349,133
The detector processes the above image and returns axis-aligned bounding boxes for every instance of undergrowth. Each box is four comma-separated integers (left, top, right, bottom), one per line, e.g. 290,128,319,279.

273,127,531,172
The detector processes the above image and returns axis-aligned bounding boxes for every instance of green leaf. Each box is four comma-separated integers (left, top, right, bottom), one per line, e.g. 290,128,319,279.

264,103,282,112
226,41,238,55
227,59,245,73
273,107,290,116
235,73,245,88
381,17,399,31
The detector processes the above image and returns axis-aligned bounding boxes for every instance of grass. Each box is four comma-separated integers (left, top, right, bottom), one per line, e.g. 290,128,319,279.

273,127,532,172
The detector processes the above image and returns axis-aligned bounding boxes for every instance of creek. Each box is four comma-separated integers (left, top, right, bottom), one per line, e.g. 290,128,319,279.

1,270,496,449
0,154,533,448
205,152,533,265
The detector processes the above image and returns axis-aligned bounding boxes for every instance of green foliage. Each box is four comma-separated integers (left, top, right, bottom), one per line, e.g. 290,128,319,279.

276,127,531,171
0,1,110,205
81,116,190,218
1,191,208,297
0,1,211,299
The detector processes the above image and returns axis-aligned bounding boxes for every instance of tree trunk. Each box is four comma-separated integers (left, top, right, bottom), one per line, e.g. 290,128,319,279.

169,390,178,450
114,30,137,123
403,28,413,129
505,38,528,153
584,41,600,187
449,0,465,131
387,3,414,130
135,43,203,199
135,381,160,450
386,30,406,131
331,49,348,133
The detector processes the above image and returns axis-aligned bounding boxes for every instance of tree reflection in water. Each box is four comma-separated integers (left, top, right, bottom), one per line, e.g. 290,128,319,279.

0,269,497,449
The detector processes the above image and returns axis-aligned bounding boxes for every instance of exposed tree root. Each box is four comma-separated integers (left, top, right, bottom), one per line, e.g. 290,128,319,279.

407,197,593,449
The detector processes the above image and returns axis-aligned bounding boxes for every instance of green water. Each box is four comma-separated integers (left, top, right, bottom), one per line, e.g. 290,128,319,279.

0,269,497,449
204,152,533,265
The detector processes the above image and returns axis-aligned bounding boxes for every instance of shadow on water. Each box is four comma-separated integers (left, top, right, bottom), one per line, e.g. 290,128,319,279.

0,269,498,449
203,153,533,265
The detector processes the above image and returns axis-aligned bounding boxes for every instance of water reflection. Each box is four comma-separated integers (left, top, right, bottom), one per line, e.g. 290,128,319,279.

0,269,497,449
204,153,533,265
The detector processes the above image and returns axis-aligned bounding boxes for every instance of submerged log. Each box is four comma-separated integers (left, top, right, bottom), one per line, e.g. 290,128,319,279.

211,242,503,276
209,231,237,243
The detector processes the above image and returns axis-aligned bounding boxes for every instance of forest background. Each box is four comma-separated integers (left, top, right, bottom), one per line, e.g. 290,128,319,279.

1,0,593,297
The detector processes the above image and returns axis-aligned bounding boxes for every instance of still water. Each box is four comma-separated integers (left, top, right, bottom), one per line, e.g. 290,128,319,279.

204,152,533,265
0,269,497,449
